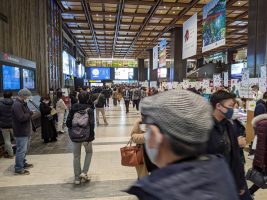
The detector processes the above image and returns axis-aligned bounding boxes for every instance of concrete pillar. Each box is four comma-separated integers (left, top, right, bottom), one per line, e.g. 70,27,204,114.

138,58,145,81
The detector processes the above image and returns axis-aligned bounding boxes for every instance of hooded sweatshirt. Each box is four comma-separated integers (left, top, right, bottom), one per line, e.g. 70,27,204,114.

0,98,14,128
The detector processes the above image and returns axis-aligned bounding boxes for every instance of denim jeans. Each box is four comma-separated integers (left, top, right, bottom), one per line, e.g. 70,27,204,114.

1,128,14,156
73,142,93,181
15,137,30,172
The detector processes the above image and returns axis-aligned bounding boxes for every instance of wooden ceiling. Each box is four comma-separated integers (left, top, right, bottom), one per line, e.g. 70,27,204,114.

58,0,248,59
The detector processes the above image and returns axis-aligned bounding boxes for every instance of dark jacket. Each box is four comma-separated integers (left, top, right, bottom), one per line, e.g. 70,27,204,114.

254,99,267,117
66,103,95,142
207,118,246,191
0,98,13,128
92,93,106,108
126,155,239,200
39,102,57,140
12,98,33,137
251,114,267,173
123,90,132,101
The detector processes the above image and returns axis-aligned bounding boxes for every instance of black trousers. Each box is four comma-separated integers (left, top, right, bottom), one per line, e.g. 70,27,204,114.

125,100,130,113
133,99,140,111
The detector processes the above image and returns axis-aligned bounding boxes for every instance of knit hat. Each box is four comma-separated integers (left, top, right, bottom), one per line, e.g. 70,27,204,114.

140,89,213,144
18,88,32,97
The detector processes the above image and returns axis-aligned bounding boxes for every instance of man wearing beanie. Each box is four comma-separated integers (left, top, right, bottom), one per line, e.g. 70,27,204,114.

126,89,239,200
12,89,34,175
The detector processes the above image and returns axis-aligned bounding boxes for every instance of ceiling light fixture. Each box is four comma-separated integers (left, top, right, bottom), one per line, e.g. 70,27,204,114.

238,2,241,4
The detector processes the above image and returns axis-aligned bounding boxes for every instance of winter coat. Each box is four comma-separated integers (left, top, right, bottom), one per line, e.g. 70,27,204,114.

123,90,132,102
66,103,95,142
251,114,267,173
0,98,13,128
126,155,239,200
254,99,267,117
207,118,246,192
112,91,118,99
92,93,106,108
39,102,57,140
12,98,33,137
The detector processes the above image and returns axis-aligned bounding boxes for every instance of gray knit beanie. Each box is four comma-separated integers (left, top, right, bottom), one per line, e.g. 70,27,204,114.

140,89,213,144
18,88,32,97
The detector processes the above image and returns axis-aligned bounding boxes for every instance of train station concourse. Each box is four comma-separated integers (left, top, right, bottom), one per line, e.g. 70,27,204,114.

1,0,267,199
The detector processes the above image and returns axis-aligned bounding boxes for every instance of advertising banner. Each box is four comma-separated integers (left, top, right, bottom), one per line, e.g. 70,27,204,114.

223,72,228,87
202,0,226,52
183,13,198,59
213,74,221,87
153,45,158,70
260,66,267,92
241,68,249,87
159,39,167,68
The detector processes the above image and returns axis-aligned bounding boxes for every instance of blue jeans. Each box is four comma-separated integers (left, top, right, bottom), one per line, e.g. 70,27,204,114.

15,137,30,172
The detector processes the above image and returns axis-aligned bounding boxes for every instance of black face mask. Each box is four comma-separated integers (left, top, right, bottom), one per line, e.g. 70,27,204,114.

220,104,234,119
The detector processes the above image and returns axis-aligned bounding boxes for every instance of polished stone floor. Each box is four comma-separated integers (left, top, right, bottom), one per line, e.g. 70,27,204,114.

0,101,266,200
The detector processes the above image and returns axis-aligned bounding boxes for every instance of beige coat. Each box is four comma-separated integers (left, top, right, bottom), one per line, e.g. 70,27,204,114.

130,119,148,178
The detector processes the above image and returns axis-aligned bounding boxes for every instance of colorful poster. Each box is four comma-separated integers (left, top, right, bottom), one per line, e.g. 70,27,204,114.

153,45,158,70
241,68,249,87
183,13,198,59
202,0,226,52
223,71,228,87
260,66,267,92
213,74,221,87
203,79,210,89
159,39,167,68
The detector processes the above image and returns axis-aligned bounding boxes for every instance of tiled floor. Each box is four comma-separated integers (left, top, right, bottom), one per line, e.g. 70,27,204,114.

0,101,266,199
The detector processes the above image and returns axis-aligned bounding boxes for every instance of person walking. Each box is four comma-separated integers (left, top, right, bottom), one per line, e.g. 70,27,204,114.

56,91,67,134
0,91,14,158
39,96,57,143
126,90,239,200
93,90,108,125
12,89,33,175
66,91,95,185
112,88,118,106
123,87,131,113
132,87,141,111
209,91,252,200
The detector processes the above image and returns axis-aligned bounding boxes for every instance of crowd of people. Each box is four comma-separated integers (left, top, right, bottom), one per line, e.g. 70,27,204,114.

0,83,267,199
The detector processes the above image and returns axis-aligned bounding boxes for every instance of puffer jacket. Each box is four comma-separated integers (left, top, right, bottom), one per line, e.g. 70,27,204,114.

126,155,239,200
251,114,267,173
0,98,13,128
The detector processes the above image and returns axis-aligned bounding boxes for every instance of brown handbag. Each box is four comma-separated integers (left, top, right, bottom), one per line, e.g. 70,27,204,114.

120,138,144,167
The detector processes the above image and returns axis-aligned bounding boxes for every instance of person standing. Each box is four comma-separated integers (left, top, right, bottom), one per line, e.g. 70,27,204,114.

12,89,33,175
123,87,131,113
39,96,58,143
56,91,67,134
251,85,263,101
0,91,14,158
209,91,252,200
126,90,239,200
112,88,118,106
66,92,95,185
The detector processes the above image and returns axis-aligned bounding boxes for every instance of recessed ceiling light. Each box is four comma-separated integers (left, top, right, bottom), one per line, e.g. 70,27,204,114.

238,2,241,4
177,7,180,9
96,14,98,16
164,6,166,9
173,11,175,14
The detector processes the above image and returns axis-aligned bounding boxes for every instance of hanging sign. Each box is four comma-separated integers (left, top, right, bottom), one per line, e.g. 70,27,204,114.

153,45,158,70
213,74,221,87
159,39,167,68
223,72,228,87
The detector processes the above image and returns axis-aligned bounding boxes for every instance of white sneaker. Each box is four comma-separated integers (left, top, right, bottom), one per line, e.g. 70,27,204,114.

74,180,80,185
248,155,254,160
80,173,90,182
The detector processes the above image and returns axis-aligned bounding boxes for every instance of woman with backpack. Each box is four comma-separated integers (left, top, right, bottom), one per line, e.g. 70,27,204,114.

66,91,95,185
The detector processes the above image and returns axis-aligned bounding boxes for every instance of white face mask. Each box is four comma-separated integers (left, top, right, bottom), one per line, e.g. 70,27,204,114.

232,108,239,120
144,127,161,164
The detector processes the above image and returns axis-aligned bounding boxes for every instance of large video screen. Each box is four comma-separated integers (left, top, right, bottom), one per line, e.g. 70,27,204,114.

231,63,246,78
62,51,70,75
2,65,21,90
90,68,110,80
115,68,134,80
23,69,35,89
69,55,76,77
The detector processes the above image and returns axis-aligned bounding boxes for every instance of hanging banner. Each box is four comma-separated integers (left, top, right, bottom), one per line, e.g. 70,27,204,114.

223,72,228,87
153,45,158,70
202,0,226,52
260,66,267,92
182,13,198,59
159,39,167,68
203,79,210,89
213,74,221,87
241,68,249,87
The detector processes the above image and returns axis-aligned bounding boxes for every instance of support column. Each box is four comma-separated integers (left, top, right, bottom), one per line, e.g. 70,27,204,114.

247,0,267,77
148,49,157,82
170,28,187,82
138,58,145,81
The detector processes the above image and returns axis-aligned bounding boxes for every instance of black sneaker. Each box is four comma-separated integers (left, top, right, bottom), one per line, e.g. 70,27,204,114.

15,170,30,175
24,163,34,169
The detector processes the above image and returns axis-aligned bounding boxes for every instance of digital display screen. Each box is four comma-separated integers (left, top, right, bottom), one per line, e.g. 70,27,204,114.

69,55,76,77
231,63,246,78
158,68,167,78
2,65,21,90
90,68,110,80
62,51,70,75
23,69,35,89
115,68,134,80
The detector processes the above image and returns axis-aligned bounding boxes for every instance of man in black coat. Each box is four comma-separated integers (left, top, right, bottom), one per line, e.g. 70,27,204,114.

0,91,14,158
208,91,252,200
